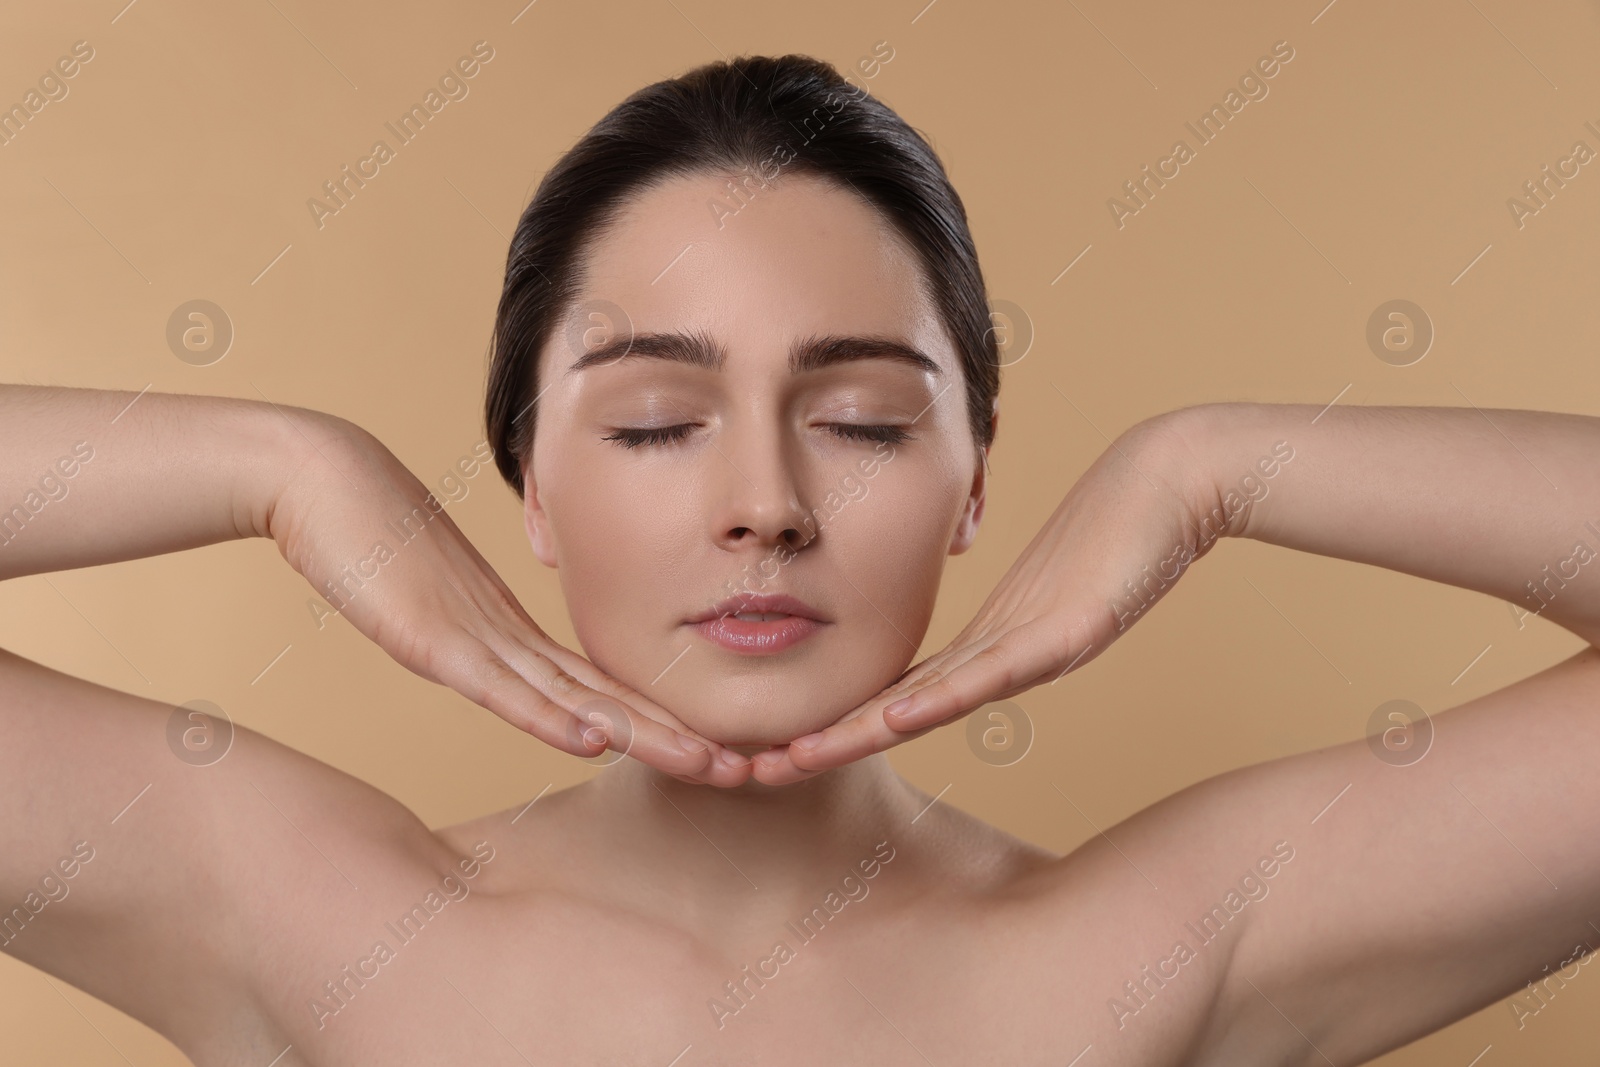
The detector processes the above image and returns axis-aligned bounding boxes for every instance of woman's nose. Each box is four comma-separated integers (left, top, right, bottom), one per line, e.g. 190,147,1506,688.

710,428,816,554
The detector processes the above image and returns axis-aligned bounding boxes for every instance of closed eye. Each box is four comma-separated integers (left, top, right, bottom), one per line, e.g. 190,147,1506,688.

600,424,696,449
600,424,913,449
829,423,912,445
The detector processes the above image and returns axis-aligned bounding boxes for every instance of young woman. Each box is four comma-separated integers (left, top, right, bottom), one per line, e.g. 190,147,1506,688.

3,54,1598,1067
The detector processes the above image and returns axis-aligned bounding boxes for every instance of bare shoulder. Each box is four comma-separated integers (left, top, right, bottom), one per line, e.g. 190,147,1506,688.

969,647,1600,1066
0,644,462,1053
939,767,1306,1066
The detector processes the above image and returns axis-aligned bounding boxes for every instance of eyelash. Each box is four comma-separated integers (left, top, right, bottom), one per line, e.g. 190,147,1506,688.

601,423,912,449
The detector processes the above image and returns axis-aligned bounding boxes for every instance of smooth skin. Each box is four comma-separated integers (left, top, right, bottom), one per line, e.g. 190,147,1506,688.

3,171,1600,1066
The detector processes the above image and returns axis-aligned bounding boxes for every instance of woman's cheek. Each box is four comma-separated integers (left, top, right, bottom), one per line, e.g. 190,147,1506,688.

546,491,669,675
838,465,954,611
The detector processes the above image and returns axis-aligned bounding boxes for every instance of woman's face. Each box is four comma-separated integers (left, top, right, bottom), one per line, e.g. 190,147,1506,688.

524,169,990,746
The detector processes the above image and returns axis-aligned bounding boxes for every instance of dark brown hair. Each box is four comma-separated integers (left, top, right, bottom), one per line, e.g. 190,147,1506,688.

484,52,999,496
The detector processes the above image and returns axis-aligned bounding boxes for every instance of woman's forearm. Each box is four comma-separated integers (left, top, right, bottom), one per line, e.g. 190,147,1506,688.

0,384,309,582
1174,401,1600,648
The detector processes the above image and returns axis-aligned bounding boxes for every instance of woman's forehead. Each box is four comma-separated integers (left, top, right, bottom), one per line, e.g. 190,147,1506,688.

550,171,952,377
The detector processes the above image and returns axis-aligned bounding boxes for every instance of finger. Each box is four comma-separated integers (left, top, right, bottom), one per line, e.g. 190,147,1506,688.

446,587,747,784
526,648,754,787
783,713,896,771
657,742,755,787
568,695,729,778
749,746,827,785
664,770,708,786
881,622,1093,731
784,708,951,772
538,650,754,787
478,607,755,787
777,647,977,771
441,638,719,778
707,746,758,786
783,628,1061,772
373,512,747,784
412,563,736,780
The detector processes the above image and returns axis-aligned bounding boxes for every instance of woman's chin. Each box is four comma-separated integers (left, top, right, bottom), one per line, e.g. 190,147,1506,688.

589,656,897,748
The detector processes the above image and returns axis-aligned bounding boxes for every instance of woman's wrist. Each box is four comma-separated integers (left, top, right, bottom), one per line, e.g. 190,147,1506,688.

1119,403,1273,553
233,400,345,544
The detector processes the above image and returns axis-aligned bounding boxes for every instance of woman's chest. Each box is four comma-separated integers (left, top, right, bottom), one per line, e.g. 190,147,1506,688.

228,889,1209,1067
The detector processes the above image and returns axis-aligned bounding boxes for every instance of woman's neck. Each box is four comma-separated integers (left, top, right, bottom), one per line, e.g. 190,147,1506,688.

565,750,928,942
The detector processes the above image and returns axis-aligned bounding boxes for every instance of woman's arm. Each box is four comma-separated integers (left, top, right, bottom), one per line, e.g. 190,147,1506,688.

0,384,461,1038
1163,402,1600,1063
1187,400,1600,648
0,383,292,581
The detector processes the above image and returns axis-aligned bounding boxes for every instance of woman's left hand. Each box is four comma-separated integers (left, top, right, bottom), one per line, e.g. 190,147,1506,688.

749,413,1221,785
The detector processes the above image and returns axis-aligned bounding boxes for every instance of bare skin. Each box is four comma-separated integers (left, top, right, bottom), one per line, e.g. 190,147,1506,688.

4,171,1600,1066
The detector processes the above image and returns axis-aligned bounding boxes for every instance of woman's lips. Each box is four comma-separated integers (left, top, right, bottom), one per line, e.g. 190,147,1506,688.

690,613,825,654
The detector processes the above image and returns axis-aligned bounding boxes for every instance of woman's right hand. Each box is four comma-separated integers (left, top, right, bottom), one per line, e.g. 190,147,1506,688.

260,410,752,786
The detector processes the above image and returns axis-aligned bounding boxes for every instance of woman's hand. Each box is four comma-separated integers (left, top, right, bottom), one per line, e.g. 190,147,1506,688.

749,413,1221,784
264,411,752,787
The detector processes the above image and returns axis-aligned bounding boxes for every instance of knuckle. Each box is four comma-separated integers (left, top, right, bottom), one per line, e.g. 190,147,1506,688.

377,617,429,674
546,667,582,699
471,652,519,699
971,640,1018,689
481,657,556,731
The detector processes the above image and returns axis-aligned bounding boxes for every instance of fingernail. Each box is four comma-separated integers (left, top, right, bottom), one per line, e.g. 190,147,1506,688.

791,732,824,751
720,749,750,768
678,736,708,755
883,697,914,721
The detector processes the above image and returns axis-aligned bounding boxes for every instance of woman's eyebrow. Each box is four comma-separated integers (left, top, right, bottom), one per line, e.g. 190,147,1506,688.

565,328,943,376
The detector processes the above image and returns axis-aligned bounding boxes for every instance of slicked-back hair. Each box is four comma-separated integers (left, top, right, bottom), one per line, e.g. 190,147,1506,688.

484,52,999,497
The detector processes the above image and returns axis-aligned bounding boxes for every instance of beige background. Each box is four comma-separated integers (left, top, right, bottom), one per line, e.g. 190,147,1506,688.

3,0,1599,1062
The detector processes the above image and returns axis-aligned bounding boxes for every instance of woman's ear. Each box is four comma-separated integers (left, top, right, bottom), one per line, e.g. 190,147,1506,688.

949,404,998,556
522,461,559,569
